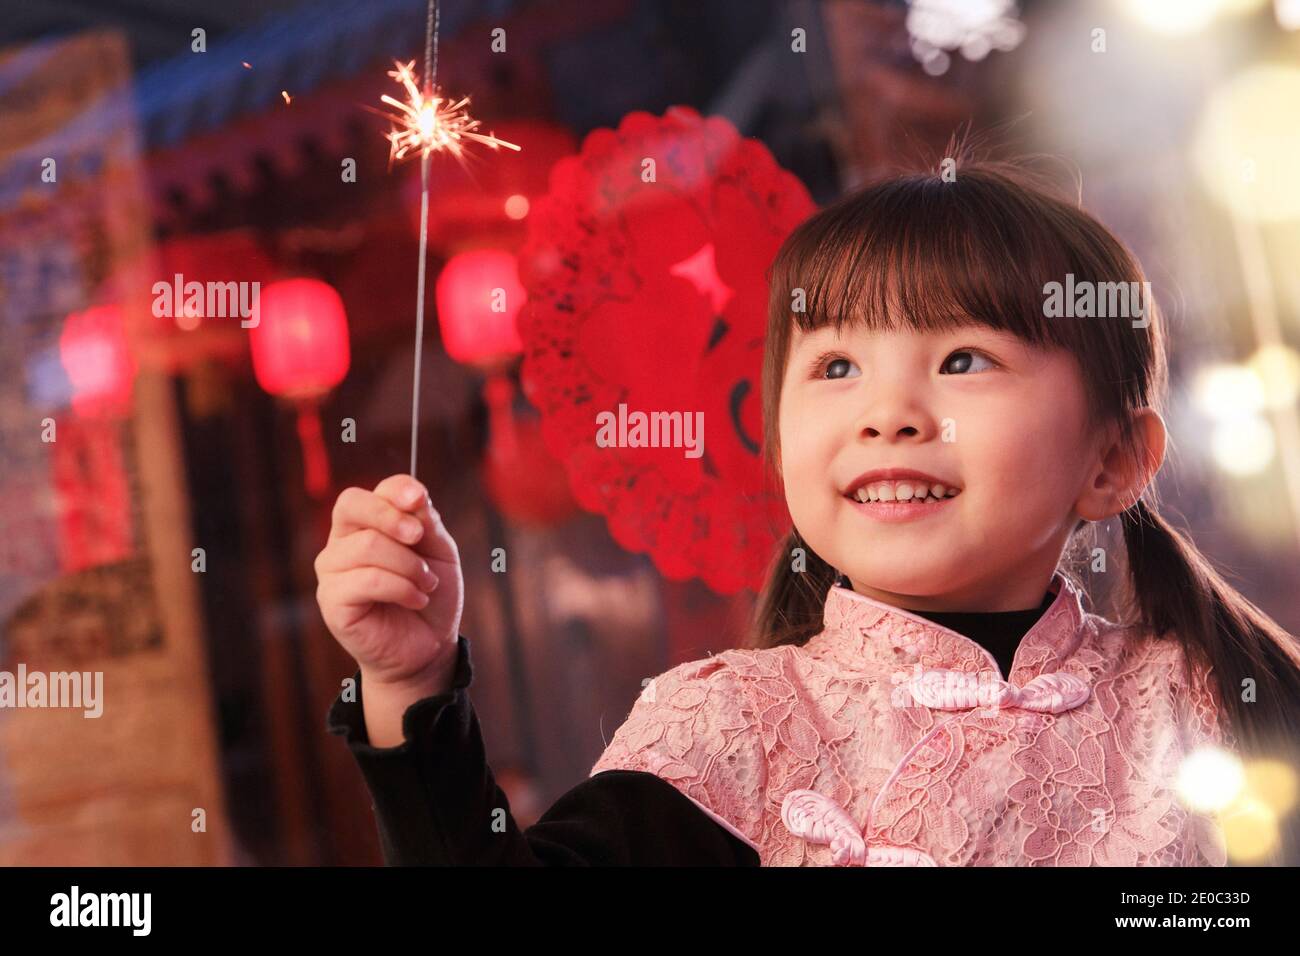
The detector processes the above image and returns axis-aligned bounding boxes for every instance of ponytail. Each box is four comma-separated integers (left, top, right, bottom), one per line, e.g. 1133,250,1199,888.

746,529,837,651
1121,498,1300,866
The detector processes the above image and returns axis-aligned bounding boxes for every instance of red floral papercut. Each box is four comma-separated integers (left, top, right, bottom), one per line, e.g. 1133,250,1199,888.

517,106,815,594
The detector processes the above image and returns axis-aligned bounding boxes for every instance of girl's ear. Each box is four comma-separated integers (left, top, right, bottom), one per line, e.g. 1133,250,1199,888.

1075,408,1167,522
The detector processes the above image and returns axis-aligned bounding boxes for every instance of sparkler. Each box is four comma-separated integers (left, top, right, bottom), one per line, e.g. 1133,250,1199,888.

379,58,521,165
380,0,521,480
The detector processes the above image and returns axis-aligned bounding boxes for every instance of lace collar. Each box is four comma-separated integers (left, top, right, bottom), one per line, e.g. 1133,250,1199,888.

804,570,1087,684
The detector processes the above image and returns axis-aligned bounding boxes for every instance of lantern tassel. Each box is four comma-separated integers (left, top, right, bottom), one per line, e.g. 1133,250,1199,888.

296,400,331,498
483,373,519,461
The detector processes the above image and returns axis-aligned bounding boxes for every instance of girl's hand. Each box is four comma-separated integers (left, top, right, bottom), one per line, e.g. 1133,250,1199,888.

314,475,465,694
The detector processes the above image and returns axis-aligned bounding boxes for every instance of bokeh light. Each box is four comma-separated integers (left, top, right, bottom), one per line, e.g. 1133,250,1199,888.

1193,363,1267,420
1221,794,1281,861
1247,344,1300,409
1243,758,1299,816
504,193,530,219
1117,0,1267,35
1193,63,1300,222
1176,745,1247,812
1211,416,1277,475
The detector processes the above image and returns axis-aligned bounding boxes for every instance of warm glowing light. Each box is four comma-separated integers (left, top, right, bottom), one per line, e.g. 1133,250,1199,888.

1211,417,1276,475
1171,746,1297,862
1247,344,1300,410
1193,363,1266,420
417,104,436,138
504,194,530,219
1244,759,1299,816
1118,0,1220,34
1221,794,1281,861
1117,0,1264,35
1193,64,1300,222
377,59,521,165
1279,0,1300,28
905,0,1026,76
1176,745,1246,813
1200,757,1297,862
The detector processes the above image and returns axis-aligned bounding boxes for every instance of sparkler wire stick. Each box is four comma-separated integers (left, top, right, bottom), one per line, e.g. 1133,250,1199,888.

386,0,517,476
409,0,439,479
410,150,431,478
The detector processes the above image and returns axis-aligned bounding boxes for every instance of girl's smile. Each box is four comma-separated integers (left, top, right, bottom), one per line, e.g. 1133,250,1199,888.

842,467,963,524
843,486,960,524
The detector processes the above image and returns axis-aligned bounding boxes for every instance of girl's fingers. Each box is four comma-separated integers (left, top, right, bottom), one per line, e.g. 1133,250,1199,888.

409,494,460,565
372,474,428,513
330,486,424,546
322,566,429,612
372,475,459,566
316,528,438,590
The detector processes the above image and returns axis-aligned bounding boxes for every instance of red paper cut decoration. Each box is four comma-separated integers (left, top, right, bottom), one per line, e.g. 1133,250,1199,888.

436,249,525,371
516,106,815,594
250,278,351,497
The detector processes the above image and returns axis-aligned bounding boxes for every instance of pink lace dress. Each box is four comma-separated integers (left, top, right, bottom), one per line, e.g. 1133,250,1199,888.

590,571,1234,866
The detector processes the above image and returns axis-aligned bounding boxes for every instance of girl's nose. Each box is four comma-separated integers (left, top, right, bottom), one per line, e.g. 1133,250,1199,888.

851,376,939,441
863,423,921,439
857,412,937,443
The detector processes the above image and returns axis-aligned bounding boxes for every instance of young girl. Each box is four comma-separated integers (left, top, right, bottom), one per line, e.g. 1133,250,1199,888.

316,156,1300,867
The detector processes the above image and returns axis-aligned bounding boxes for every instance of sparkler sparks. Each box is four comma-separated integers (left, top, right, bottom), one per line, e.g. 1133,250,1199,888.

378,59,520,165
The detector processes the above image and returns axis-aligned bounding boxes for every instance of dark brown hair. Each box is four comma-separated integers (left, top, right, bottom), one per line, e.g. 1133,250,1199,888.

748,143,1300,865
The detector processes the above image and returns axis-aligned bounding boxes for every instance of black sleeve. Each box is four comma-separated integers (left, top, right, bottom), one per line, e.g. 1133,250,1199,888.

325,635,761,866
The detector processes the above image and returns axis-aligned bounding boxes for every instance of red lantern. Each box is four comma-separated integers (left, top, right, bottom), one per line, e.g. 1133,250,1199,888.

436,249,525,371
249,278,350,399
249,278,351,497
60,304,135,419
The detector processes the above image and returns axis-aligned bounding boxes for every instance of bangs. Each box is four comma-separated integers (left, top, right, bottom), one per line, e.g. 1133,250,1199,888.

767,172,1086,351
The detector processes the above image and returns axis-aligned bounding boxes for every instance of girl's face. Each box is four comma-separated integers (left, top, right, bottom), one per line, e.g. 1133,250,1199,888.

778,321,1132,611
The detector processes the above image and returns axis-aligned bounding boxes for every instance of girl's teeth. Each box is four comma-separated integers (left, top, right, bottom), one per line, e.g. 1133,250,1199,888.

852,482,960,504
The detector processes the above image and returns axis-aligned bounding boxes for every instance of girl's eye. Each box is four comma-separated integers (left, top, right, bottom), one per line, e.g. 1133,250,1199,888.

813,352,859,380
810,347,997,379
940,349,997,375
